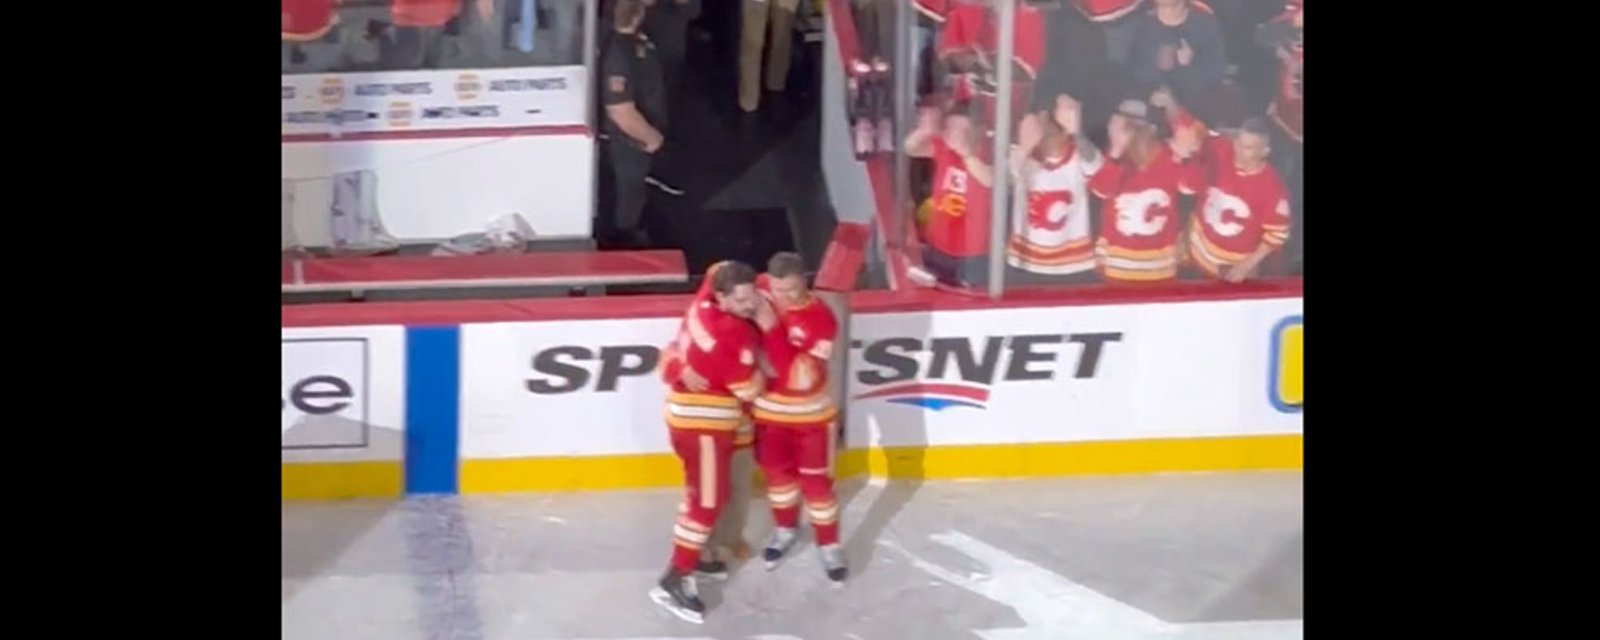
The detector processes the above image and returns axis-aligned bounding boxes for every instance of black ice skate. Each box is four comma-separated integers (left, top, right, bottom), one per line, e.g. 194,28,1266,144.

648,568,706,624
694,558,729,581
763,526,798,570
819,543,848,586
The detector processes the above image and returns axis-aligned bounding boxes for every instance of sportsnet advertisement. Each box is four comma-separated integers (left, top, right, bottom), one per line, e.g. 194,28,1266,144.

459,318,682,459
282,326,407,463
454,297,1303,461
845,298,1304,449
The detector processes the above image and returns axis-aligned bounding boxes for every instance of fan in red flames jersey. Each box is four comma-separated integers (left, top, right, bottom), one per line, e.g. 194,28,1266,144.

1087,95,1202,283
905,105,997,289
1173,110,1291,282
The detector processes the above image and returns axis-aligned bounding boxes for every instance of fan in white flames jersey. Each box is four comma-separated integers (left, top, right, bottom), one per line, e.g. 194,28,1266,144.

1008,147,1104,275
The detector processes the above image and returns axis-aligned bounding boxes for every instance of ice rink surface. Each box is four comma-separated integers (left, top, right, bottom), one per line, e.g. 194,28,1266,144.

283,472,1303,640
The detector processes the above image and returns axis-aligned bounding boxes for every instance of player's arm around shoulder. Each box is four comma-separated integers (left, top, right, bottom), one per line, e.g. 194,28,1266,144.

716,316,766,402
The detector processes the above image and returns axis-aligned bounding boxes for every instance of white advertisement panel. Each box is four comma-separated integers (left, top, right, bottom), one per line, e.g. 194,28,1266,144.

844,298,1305,449
282,325,407,463
460,318,681,459
456,297,1303,460
281,66,587,137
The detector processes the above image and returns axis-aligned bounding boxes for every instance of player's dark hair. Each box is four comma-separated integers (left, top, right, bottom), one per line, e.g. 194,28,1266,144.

710,260,757,295
1239,117,1273,141
767,252,805,279
613,0,646,30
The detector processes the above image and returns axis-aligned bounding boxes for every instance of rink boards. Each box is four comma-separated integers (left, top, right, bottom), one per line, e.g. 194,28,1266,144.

282,294,1303,499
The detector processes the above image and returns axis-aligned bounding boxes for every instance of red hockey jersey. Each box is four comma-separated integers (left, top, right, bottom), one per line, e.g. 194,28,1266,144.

1088,145,1197,282
282,0,336,41
391,0,462,28
924,136,994,258
661,262,763,439
1183,134,1291,277
751,279,839,427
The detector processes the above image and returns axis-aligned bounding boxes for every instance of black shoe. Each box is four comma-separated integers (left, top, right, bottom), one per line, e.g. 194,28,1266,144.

648,568,706,624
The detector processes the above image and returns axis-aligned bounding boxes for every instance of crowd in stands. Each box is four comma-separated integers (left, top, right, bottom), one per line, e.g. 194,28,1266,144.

286,0,1304,293
281,0,584,73
896,0,1302,289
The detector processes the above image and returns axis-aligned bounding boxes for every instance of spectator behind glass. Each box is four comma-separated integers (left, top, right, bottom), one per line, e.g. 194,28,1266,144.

905,105,997,290
1030,0,1120,148
1171,109,1290,283
283,0,340,72
1256,0,1300,272
458,0,582,67
1128,0,1233,125
1008,94,1104,281
937,0,1046,129
382,0,465,69
1088,98,1199,283
1075,0,1144,70
1257,1,1301,147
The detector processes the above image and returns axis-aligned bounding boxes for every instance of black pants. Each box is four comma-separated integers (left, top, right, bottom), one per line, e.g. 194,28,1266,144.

922,246,990,290
384,25,449,70
608,138,654,234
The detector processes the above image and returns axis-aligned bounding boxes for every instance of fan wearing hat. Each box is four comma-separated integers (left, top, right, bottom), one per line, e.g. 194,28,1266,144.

1087,96,1201,283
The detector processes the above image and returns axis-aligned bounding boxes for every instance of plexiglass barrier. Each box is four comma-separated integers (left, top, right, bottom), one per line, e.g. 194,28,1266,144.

866,0,1301,295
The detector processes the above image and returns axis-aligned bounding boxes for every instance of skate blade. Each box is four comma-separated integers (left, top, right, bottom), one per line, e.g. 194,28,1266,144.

694,570,729,582
647,587,704,625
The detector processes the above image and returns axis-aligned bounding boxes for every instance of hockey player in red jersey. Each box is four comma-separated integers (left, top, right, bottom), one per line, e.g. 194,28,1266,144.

651,260,765,624
659,260,760,581
747,252,847,583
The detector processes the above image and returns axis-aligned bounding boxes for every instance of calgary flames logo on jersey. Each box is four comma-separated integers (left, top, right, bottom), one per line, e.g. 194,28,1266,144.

1202,187,1251,237
1027,191,1073,231
1112,189,1173,236
936,167,971,218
